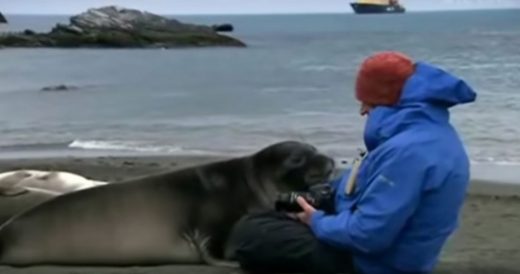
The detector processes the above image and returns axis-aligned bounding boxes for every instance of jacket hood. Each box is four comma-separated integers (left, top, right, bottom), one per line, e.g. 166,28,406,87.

363,62,477,151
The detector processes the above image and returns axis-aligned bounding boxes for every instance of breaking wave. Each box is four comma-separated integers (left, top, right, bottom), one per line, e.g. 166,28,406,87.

300,65,344,72
68,139,221,156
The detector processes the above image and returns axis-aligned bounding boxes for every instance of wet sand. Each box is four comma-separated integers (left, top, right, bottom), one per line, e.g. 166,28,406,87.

0,155,518,274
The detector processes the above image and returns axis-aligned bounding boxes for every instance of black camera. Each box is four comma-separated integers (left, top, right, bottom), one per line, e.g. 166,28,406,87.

275,183,334,213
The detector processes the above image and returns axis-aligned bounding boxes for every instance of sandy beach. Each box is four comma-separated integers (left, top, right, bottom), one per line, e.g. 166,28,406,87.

0,155,518,274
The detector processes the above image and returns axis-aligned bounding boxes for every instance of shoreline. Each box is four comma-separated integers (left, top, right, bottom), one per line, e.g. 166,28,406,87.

1,153,518,196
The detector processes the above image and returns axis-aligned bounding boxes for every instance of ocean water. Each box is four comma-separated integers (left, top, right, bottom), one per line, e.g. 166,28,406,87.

1,10,520,168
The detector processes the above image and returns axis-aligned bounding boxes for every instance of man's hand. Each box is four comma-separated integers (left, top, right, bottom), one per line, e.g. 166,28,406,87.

295,196,317,226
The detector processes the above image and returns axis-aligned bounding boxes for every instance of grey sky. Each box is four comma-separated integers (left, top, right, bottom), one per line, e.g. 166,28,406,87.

1,0,519,15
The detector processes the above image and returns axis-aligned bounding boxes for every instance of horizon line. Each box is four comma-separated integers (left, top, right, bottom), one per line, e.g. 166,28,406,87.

2,6,520,16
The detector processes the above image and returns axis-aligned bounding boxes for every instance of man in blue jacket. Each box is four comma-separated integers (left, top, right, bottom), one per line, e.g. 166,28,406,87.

228,51,477,274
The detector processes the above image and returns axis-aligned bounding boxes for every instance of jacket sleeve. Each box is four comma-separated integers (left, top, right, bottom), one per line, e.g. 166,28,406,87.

310,149,427,254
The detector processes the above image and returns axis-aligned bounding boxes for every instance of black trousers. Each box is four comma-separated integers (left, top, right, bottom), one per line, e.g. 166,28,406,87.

226,211,357,274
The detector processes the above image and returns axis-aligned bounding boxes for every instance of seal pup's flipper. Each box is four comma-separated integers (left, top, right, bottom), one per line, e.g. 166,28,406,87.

0,172,32,196
0,186,28,197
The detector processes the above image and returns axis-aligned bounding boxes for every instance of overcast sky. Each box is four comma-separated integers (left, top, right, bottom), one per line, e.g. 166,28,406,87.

1,0,520,15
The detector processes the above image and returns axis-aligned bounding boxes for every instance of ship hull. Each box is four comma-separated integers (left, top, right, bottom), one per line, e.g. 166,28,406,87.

350,3,405,14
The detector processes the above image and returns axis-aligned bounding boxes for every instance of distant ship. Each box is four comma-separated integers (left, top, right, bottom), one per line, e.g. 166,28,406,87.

350,0,405,14
0,12,7,24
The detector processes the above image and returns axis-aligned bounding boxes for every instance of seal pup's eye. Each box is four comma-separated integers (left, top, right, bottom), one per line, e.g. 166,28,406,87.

286,154,306,168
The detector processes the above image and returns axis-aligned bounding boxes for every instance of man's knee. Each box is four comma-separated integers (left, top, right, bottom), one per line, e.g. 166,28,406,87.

225,212,315,267
226,211,354,273
227,211,317,255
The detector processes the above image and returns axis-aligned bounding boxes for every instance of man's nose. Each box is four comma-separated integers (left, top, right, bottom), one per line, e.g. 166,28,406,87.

360,105,370,116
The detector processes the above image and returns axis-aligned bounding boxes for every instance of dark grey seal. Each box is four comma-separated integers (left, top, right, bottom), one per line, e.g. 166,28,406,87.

0,141,334,267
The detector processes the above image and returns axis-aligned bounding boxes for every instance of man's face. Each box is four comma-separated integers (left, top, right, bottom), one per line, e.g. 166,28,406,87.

359,102,373,116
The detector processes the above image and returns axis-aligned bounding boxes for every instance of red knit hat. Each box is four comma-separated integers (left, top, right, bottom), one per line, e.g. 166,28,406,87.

355,51,415,106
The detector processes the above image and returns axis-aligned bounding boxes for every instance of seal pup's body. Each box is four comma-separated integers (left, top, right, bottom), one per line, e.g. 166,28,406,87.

0,170,108,194
0,170,108,224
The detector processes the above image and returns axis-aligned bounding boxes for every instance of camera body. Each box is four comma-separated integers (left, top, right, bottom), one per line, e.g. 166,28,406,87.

275,183,334,213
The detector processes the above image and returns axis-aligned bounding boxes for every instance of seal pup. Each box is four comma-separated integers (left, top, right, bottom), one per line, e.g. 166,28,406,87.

0,169,108,195
0,141,334,267
0,173,61,224
0,170,107,224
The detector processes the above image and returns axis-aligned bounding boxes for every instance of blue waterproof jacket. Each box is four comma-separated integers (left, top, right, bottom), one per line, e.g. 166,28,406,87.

310,62,477,274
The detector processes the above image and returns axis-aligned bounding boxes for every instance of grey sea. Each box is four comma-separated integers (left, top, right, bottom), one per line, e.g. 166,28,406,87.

1,9,520,181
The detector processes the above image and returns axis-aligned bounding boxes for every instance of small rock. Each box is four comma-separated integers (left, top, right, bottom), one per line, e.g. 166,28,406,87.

23,29,36,35
40,84,79,92
212,24,234,32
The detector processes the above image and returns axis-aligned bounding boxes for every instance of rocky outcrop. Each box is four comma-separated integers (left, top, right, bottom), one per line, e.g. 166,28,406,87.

0,6,246,48
0,12,7,24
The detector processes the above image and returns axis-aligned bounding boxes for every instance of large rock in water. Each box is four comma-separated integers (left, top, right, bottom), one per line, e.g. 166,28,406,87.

0,12,7,24
0,6,246,48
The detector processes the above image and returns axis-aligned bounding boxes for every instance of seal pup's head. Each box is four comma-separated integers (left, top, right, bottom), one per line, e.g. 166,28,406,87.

251,140,335,192
0,171,33,196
